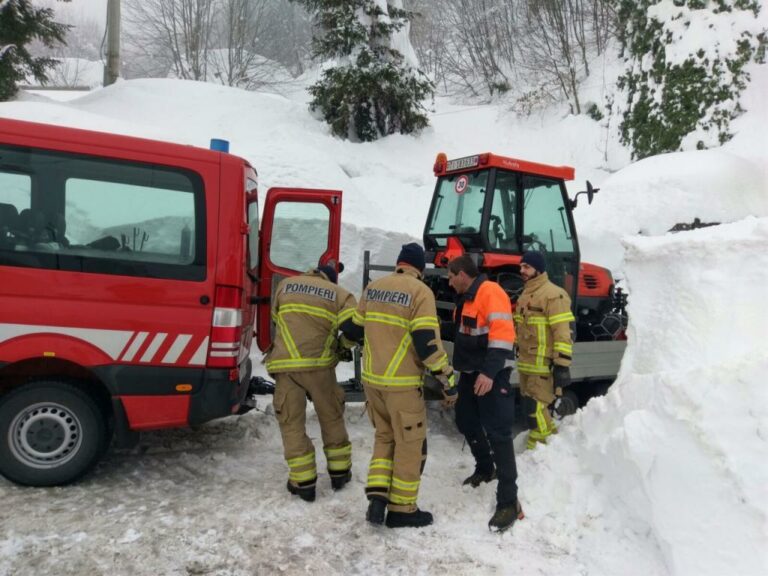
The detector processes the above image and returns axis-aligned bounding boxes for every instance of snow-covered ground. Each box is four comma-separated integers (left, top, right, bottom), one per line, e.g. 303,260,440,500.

1,55,767,575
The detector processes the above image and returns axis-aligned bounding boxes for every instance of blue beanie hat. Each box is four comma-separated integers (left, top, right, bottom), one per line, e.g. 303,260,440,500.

317,264,338,284
397,243,426,272
521,251,546,273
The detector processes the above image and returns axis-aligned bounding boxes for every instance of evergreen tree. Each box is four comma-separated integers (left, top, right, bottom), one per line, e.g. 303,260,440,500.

293,0,433,142
0,0,69,101
613,0,766,159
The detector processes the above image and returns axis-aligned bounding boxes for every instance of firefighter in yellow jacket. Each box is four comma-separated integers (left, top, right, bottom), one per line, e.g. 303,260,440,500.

265,263,357,502
340,243,456,528
514,251,575,449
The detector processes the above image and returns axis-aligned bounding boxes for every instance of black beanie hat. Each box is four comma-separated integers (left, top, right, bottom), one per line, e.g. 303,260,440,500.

317,264,338,284
397,242,426,272
521,251,546,273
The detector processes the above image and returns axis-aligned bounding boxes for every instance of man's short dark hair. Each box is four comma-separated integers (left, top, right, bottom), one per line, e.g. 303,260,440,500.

447,255,479,278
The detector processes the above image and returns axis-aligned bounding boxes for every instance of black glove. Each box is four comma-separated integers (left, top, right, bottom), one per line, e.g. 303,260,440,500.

336,347,353,363
552,365,571,389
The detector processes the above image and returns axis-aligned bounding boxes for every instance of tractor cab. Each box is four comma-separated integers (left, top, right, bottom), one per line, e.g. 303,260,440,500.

424,153,588,304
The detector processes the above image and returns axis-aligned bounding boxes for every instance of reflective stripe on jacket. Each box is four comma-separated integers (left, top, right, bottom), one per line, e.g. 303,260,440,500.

343,266,452,390
453,275,516,377
265,270,357,373
513,272,574,375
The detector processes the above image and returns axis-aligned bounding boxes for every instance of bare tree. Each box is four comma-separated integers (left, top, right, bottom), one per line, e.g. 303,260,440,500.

125,0,215,81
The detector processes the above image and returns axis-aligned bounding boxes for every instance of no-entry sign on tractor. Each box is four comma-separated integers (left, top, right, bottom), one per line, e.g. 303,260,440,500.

455,174,469,194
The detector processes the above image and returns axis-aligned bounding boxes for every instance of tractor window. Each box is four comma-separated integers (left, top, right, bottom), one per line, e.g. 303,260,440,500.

522,176,576,288
427,170,489,247
487,170,518,251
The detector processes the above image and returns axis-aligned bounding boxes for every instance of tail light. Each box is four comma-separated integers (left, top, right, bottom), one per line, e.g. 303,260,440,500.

207,285,243,368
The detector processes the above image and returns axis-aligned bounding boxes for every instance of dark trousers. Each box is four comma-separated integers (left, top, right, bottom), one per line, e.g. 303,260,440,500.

455,369,518,506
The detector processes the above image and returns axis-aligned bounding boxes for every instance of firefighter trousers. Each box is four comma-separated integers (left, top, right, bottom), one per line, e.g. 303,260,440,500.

273,369,352,488
363,385,427,513
519,372,557,449
455,369,518,507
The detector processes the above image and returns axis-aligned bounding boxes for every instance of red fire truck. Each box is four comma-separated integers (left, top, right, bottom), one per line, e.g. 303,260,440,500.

0,119,342,486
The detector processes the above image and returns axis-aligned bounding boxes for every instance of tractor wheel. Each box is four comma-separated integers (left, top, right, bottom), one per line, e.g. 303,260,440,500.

0,381,108,486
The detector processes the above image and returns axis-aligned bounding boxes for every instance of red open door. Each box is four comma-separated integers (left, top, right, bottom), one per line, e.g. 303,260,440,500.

255,187,342,351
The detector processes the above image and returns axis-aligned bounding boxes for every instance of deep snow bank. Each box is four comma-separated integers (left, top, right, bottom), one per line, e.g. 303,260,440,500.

527,217,768,576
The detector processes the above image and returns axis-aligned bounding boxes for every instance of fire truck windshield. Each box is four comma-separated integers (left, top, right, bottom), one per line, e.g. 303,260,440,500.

426,169,489,246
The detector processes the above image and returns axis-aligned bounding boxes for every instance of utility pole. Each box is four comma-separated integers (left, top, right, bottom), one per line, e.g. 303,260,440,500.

103,0,121,86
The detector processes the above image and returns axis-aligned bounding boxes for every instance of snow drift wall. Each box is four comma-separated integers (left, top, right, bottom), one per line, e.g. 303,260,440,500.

568,217,768,575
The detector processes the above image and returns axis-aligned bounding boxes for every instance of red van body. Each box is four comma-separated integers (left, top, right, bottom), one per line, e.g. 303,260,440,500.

0,119,341,486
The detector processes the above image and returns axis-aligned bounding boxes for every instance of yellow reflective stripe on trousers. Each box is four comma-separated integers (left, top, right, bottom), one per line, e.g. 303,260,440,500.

276,315,300,359
389,493,418,505
279,303,336,323
391,477,420,491
289,468,317,482
367,474,392,488
385,333,413,377
517,361,551,375
266,356,336,371
365,311,410,329
549,311,575,325
325,444,352,457
287,452,315,467
370,458,393,470
362,371,423,387
534,401,549,434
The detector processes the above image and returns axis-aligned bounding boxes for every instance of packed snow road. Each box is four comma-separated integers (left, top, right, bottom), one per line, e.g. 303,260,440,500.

0,395,658,576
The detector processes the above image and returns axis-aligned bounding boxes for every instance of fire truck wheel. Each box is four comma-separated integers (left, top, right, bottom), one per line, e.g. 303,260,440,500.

0,381,108,487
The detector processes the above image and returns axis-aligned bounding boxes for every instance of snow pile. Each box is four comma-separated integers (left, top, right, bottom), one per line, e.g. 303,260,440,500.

577,149,768,272
526,217,768,576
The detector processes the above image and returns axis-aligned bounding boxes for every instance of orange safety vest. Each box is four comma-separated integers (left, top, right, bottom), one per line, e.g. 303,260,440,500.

453,275,516,377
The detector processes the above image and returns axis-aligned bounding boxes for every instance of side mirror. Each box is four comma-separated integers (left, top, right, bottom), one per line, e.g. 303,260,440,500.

569,180,600,209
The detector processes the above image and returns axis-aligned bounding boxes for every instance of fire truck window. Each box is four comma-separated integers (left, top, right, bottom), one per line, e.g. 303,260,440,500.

0,171,31,213
0,144,205,281
488,171,518,251
269,201,329,272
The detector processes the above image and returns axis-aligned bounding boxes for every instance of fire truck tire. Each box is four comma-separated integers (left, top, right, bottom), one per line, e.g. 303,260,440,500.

0,381,108,487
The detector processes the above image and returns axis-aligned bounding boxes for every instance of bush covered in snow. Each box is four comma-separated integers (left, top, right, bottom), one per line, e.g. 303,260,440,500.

614,0,767,159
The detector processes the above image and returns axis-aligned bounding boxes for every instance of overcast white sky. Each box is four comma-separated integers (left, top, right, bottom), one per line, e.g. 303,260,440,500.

36,0,107,29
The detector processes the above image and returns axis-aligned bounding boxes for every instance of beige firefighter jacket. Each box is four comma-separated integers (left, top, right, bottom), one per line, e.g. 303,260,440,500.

352,266,452,390
265,270,357,373
513,272,575,376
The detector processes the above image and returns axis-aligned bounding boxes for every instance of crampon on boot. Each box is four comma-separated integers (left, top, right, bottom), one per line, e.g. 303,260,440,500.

488,499,524,533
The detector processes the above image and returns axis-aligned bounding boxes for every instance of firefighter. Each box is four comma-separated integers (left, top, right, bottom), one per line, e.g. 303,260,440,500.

340,243,457,528
514,251,575,450
447,254,523,533
265,263,357,502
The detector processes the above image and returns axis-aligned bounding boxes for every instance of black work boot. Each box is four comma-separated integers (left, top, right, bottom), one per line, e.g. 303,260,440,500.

330,471,352,491
286,480,316,503
488,500,524,533
366,497,387,525
462,467,497,488
385,508,434,529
